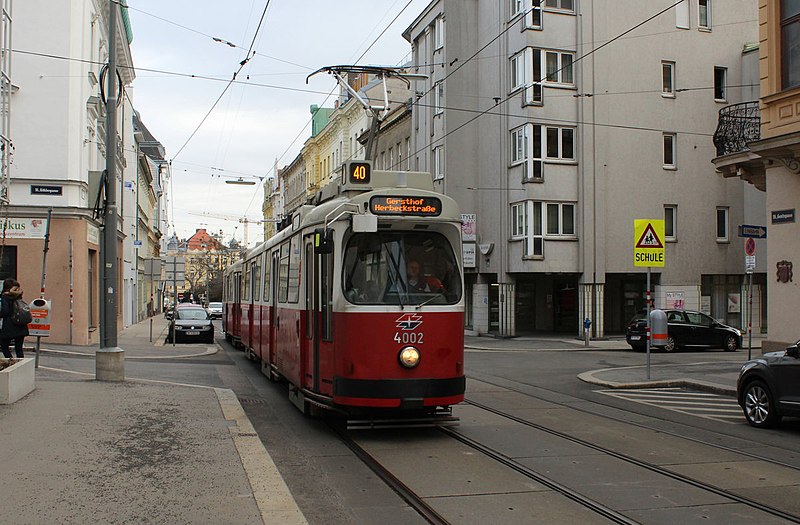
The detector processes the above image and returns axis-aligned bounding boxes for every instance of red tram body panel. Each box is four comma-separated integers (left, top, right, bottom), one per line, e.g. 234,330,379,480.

223,165,465,420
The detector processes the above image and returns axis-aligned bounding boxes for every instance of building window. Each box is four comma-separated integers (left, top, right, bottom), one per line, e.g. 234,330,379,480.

511,125,528,165
713,66,727,101
388,147,394,169
676,0,690,28
511,123,547,181
510,0,524,17
510,50,528,92
664,205,677,240
698,0,711,29
396,142,402,170
511,202,528,238
782,0,800,89
544,125,575,160
525,3,543,29
545,0,574,11
663,133,677,169
545,203,575,236
532,202,543,256
716,207,729,241
540,49,574,85
662,61,675,96
435,16,445,50
434,81,444,115
405,138,411,170
433,146,444,180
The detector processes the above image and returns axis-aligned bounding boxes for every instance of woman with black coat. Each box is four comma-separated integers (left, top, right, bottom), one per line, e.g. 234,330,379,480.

0,278,29,358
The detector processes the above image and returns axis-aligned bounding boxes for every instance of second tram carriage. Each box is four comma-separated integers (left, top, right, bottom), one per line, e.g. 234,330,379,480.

222,161,465,423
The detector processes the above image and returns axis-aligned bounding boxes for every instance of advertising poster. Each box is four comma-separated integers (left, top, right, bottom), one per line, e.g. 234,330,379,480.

727,293,741,313
666,291,684,310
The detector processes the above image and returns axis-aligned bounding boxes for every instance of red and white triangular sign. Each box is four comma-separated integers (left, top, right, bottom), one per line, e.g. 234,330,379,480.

635,223,663,248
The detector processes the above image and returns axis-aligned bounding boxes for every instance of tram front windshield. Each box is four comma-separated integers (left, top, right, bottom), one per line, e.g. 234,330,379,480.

343,232,461,306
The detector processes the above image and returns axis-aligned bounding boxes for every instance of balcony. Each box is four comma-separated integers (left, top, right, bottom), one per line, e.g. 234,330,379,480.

713,101,760,157
711,101,765,191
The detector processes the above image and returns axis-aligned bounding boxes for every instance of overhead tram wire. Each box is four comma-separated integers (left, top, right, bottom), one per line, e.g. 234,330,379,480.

235,0,418,223
402,0,689,166
170,0,273,163
113,0,312,71
15,48,750,112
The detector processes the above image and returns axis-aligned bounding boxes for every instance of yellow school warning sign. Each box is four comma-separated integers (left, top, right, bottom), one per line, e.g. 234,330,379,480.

634,219,665,267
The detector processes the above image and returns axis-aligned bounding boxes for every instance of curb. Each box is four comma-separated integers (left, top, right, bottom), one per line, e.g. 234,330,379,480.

37,346,219,360
578,369,737,397
215,388,308,524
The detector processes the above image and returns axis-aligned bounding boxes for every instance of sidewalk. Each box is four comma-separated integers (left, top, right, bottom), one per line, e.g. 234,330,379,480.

465,333,767,397
0,316,307,525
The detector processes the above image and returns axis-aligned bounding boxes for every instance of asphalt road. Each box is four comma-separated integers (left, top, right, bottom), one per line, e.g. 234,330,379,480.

40,325,800,524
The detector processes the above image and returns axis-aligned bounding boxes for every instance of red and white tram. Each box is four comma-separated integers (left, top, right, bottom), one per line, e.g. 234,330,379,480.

223,161,465,422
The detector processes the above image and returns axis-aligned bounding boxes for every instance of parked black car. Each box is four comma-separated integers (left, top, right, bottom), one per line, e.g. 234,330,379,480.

625,309,742,352
166,306,214,344
737,340,800,428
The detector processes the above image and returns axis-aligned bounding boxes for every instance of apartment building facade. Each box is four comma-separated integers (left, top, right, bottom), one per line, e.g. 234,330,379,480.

405,0,763,337
713,0,800,351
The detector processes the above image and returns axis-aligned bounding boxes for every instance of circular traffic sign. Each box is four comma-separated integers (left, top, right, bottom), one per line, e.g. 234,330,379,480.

745,237,756,256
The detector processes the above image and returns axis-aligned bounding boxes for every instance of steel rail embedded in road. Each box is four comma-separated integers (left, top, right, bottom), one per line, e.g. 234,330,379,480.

465,399,800,524
438,426,639,525
469,372,800,472
328,423,451,525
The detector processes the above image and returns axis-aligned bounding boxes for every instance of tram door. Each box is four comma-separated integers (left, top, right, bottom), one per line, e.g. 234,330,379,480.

268,250,280,371
233,271,241,339
303,240,317,391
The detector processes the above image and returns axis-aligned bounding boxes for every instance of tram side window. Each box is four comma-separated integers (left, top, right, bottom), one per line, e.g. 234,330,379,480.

343,232,461,305
253,257,262,302
288,236,301,303
278,242,289,303
243,263,251,302
263,252,271,303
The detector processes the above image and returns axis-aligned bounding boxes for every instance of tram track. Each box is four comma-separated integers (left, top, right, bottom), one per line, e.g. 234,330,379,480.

328,422,451,525
468,372,800,472
458,399,800,524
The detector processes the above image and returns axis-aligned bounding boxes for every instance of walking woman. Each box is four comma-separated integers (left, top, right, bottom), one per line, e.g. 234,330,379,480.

0,278,28,358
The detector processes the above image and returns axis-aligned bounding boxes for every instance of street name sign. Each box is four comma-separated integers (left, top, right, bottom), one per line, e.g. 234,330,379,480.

771,209,795,224
634,219,665,267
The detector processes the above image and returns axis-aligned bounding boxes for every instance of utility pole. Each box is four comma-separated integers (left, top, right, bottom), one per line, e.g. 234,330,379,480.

97,0,124,381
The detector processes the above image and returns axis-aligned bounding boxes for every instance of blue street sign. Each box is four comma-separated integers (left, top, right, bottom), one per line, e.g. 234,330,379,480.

738,224,767,239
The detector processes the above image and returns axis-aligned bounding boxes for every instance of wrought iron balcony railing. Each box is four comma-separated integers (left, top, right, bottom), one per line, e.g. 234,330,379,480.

713,101,760,157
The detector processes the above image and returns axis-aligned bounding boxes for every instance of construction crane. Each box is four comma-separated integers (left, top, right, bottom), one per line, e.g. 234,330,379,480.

187,211,277,248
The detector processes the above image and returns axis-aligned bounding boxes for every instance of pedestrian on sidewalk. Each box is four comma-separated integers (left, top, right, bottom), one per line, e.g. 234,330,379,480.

0,278,29,358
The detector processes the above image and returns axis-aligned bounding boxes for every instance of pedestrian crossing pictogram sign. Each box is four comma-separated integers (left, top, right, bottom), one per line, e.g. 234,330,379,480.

634,219,665,267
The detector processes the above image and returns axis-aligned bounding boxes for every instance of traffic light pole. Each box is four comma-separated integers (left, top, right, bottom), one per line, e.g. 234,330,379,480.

96,0,124,381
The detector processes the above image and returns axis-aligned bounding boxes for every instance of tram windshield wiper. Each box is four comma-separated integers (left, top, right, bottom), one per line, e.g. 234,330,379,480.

415,291,445,310
381,241,406,309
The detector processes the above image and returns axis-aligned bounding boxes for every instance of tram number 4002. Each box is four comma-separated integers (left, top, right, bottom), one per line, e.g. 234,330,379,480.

394,332,424,344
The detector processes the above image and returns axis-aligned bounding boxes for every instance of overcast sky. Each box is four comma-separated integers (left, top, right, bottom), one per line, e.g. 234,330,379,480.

127,0,431,245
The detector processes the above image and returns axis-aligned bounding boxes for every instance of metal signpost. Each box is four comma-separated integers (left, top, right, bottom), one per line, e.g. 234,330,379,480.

744,237,756,360
739,225,765,361
634,219,665,380
163,256,185,347
144,258,162,342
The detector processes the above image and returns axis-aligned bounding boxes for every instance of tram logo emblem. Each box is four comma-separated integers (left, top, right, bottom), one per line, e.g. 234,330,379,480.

395,313,423,331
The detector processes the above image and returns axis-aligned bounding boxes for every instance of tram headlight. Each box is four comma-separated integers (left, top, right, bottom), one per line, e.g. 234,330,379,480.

399,346,421,368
